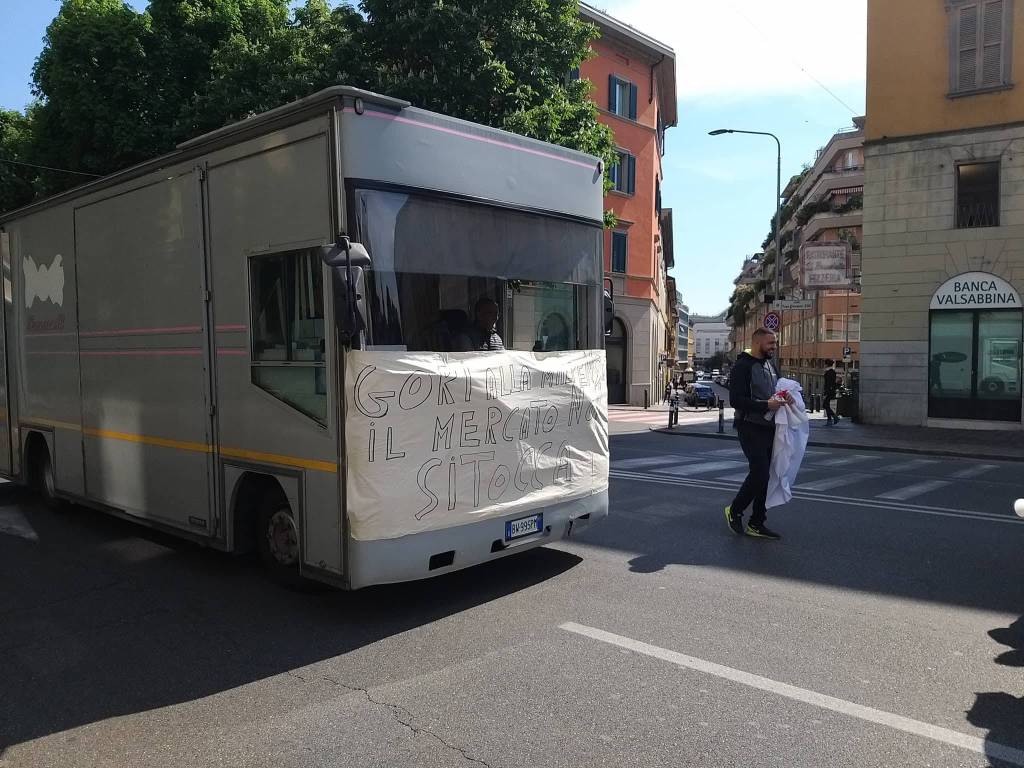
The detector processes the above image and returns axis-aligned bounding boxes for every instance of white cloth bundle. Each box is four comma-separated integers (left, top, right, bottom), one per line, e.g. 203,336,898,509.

767,377,810,509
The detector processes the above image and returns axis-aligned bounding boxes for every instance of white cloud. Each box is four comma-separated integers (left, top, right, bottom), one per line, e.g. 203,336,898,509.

597,0,867,103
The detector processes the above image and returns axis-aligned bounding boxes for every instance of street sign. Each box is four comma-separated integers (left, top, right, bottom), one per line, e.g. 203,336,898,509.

763,311,781,332
777,299,813,311
843,346,852,356
800,241,853,290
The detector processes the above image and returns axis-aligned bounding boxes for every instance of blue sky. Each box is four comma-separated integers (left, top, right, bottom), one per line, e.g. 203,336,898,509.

0,0,866,316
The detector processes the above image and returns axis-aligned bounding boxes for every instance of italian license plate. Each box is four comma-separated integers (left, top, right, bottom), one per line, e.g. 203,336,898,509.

505,513,543,541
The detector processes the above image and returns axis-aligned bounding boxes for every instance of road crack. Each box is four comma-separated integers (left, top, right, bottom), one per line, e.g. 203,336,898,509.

320,675,494,767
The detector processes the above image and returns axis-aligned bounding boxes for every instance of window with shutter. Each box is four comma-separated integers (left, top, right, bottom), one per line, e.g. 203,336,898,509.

981,0,1004,86
950,0,1013,95
609,76,636,119
611,231,628,273
612,149,635,195
958,4,980,91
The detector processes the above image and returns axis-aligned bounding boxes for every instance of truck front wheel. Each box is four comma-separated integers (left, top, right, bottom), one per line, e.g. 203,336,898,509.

256,497,304,588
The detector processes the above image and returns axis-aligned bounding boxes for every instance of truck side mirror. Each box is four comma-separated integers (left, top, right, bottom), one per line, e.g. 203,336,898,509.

320,240,371,269
331,266,367,348
321,237,372,348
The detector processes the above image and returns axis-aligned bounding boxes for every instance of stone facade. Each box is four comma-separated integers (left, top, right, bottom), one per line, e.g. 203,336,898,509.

861,124,1024,427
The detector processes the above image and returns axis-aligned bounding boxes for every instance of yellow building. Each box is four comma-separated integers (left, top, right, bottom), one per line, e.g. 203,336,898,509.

862,0,1024,428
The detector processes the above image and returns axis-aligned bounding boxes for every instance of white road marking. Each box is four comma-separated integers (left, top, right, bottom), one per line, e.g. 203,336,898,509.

608,470,1024,525
613,457,683,471
796,473,872,492
714,470,752,482
881,458,938,473
705,448,744,457
0,508,38,542
877,480,951,501
560,622,1024,767
657,460,745,477
951,463,998,480
813,454,877,468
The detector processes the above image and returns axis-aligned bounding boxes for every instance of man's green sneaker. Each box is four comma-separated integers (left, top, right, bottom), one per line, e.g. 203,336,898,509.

746,523,782,540
724,505,743,536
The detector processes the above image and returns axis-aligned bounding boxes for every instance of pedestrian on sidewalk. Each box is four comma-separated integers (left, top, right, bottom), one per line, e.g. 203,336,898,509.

724,328,789,540
823,359,840,425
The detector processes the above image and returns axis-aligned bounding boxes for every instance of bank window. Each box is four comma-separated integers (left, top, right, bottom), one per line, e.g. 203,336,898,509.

949,0,1013,95
610,150,636,195
612,231,628,273
608,75,638,120
957,161,1000,228
249,248,327,424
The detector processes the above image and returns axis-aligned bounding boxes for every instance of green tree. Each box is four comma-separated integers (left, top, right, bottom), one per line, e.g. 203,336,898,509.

30,0,156,191
363,0,616,198
0,109,36,213
9,0,616,218
191,1,370,127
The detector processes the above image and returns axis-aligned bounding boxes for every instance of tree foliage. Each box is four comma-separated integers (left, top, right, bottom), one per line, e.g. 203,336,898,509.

0,109,36,212
1,0,616,218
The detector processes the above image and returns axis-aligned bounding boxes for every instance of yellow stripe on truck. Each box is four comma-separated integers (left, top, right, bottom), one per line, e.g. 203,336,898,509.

84,427,213,454
218,446,337,474
20,419,338,474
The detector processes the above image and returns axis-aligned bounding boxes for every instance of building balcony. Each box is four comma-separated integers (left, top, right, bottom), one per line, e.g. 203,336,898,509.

792,130,864,201
803,168,865,207
801,211,862,243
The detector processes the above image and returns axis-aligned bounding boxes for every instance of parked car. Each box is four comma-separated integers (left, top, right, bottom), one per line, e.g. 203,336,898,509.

685,383,717,407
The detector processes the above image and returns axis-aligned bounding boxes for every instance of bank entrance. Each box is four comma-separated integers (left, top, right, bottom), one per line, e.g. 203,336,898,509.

928,273,1022,422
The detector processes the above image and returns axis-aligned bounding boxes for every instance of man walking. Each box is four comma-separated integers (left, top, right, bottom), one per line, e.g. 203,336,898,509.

823,359,839,425
724,328,788,540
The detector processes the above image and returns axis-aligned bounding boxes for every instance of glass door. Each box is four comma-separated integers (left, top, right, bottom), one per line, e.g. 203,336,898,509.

976,311,1022,421
928,310,1022,421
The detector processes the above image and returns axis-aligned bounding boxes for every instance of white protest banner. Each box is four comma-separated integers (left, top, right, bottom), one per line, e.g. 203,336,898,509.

345,350,609,541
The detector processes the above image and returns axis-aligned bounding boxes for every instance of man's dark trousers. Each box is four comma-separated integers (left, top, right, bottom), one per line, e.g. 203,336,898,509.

731,421,774,526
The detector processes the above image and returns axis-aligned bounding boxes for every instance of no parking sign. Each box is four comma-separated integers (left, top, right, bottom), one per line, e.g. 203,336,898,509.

763,311,781,332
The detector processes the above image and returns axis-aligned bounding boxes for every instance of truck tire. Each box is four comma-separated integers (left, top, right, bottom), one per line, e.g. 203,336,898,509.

30,442,62,510
256,497,305,588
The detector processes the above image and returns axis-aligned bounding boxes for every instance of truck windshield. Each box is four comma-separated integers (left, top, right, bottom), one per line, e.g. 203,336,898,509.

351,188,602,353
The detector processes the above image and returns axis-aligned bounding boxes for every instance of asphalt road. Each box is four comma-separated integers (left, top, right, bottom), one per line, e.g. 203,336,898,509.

2,433,1024,768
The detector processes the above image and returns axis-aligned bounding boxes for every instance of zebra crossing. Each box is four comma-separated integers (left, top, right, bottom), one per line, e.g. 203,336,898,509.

609,446,1011,511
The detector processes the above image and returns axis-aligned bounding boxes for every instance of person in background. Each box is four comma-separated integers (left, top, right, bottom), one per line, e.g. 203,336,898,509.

724,328,790,540
823,359,839,425
455,297,504,351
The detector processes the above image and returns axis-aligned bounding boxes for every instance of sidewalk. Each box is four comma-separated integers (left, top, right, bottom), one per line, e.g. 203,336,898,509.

654,414,1024,462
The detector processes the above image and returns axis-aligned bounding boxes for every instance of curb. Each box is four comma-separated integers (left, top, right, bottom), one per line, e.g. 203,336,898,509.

649,426,1024,463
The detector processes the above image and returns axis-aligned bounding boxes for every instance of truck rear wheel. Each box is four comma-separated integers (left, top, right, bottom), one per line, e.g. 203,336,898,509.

28,438,61,510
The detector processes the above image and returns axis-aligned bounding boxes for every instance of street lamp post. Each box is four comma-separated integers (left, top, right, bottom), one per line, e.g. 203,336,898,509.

709,129,783,323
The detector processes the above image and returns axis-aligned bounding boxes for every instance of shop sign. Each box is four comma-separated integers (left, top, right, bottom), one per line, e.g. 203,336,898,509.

800,241,852,290
930,272,1021,310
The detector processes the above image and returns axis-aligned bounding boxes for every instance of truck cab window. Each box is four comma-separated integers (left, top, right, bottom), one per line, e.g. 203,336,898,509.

352,189,600,352
249,248,327,424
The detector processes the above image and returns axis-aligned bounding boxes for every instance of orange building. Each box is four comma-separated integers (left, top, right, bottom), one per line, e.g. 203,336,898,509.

579,4,678,405
729,120,864,398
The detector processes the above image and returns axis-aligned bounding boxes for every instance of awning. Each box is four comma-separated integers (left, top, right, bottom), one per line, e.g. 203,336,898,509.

829,185,864,197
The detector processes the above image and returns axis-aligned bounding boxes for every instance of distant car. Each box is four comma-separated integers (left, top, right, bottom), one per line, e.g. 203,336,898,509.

685,383,716,407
